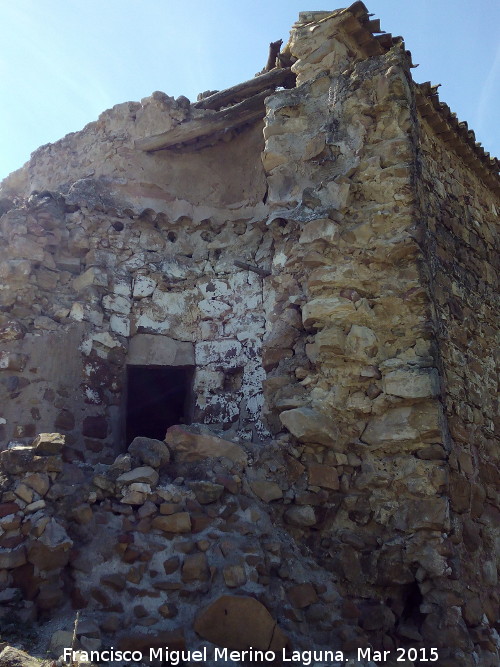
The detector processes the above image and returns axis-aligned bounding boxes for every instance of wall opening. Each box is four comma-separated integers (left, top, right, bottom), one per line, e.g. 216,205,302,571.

126,365,195,444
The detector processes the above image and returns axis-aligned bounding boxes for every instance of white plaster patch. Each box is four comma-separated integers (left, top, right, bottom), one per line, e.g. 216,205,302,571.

102,294,131,315
0,418,6,424
87,310,104,327
152,289,188,315
273,251,287,268
132,275,157,298
92,332,120,348
195,340,243,367
79,338,93,356
85,387,101,404
135,313,170,334
198,299,231,318
199,280,229,299
112,280,132,297
69,302,85,322
110,314,130,336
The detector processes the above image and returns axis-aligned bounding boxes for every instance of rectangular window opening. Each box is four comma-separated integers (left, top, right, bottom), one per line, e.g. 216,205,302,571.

126,365,194,445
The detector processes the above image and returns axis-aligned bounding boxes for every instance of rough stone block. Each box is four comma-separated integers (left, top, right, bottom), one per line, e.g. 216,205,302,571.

383,367,440,399
0,546,27,569
32,432,65,455
72,267,108,292
302,297,356,328
280,407,339,447
116,467,159,486
287,583,318,608
250,480,283,502
128,436,170,468
152,513,191,533
82,416,108,439
194,595,287,651
127,334,194,366
165,426,247,465
181,553,209,582
307,463,339,490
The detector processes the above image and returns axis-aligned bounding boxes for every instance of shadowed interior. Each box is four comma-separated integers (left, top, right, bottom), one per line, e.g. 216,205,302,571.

126,365,194,444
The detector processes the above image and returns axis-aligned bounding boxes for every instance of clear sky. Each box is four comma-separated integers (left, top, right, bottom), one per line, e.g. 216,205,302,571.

1,0,499,182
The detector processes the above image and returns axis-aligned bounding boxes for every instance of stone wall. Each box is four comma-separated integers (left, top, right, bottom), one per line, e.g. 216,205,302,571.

0,3,498,666
0,118,273,457
414,114,500,659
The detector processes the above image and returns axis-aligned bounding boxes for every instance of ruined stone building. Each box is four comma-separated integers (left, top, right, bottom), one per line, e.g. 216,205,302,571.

0,3,498,666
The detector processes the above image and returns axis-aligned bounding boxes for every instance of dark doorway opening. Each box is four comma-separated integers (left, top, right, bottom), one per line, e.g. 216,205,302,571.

126,365,194,445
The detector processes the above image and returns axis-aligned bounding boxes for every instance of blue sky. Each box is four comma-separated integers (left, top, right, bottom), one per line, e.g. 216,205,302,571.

1,0,499,182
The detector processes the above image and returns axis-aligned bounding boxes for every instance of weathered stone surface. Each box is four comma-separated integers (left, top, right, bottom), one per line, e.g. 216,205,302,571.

0,352,26,371
32,432,65,455
23,472,50,496
0,447,35,475
14,483,33,503
280,408,339,447
27,519,73,570
223,564,247,588
250,480,283,502
284,505,317,527
116,466,159,486
127,334,194,366
165,426,247,465
181,553,209,582
307,463,339,490
345,325,378,360
287,583,318,609
72,267,107,292
188,481,224,504
128,436,170,468
0,546,26,569
82,416,108,439
54,410,75,432
361,402,442,447
194,596,287,651
0,502,21,518
302,297,356,329
0,321,26,341
152,513,191,533
101,573,126,592
0,646,51,667
382,367,440,398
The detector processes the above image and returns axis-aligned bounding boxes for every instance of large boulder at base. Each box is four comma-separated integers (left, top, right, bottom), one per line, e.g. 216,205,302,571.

165,426,247,465
0,646,52,667
194,595,288,651
128,436,170,468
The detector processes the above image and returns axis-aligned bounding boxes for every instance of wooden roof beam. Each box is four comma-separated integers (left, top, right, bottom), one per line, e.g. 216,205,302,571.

135,90,271,152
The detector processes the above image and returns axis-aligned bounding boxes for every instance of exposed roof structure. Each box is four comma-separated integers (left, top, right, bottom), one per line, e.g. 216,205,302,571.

136,1,499,195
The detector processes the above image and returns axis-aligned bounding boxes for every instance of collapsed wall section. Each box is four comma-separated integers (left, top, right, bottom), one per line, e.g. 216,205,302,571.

0,108,273,458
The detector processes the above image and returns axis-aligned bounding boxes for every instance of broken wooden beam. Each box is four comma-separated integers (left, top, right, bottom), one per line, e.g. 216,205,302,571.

233,260,271,278
264,39,283,72
193,67,294,111
135,90,272,152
